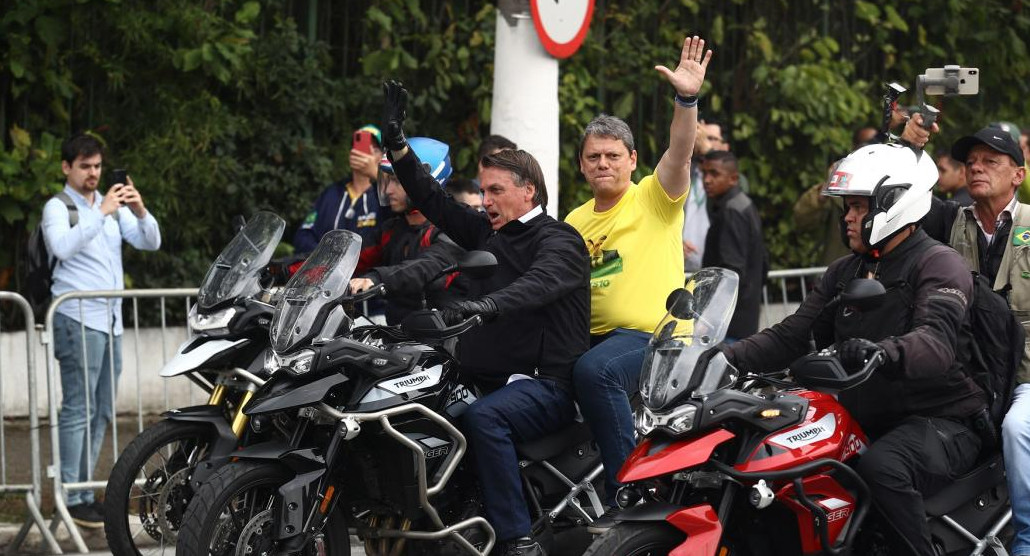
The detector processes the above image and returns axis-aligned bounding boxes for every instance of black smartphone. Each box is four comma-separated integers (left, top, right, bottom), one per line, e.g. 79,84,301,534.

110,168,128,187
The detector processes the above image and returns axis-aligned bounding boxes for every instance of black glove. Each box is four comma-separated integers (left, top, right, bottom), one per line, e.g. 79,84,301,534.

440,297,498,326
697,343,734,370
381,80,409,152
836,338,882,372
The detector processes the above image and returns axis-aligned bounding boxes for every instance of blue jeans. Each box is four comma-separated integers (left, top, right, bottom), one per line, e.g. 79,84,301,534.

572,328,650,505
1004,383,1030,555
462,379,576,542
53,313,122,506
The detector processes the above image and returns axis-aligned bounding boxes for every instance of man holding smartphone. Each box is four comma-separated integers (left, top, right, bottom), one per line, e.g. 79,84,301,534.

41,133,161,527
293,124,384,252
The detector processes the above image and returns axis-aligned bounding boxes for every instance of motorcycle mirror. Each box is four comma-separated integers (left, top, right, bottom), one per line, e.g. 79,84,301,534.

839,278,887,311
666,288,697,320
231,215,247,234
456,250,498,279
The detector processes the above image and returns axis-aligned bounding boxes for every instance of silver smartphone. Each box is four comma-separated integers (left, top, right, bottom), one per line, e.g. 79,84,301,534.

923,67,979,95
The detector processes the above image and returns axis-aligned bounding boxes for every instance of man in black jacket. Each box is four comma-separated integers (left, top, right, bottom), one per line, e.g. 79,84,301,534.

381,81,590,556
700,150,767,340
724,143,985,556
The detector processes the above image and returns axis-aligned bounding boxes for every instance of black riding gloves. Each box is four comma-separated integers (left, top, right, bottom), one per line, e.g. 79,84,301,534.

837,338,882,372
440,298,499,326
381,80,409,152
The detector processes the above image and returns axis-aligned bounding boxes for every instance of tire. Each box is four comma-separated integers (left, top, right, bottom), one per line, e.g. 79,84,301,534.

176,460,350,556
583,522,686,556
104,420,217,556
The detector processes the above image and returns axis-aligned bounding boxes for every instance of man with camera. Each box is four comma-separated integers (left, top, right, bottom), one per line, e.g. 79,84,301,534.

908,115,1030,556
380,81,590,556
42,133,162,527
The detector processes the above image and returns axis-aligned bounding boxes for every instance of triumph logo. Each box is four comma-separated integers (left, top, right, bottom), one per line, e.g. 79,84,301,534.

393,375,429,389
769,413,837,450
784,426,827,444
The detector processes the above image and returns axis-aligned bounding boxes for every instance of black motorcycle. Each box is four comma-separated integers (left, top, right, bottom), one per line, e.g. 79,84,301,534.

175,229,606,556
104,212,288,556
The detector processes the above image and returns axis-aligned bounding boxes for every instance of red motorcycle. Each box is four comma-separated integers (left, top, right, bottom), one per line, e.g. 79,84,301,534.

585,268,1011,556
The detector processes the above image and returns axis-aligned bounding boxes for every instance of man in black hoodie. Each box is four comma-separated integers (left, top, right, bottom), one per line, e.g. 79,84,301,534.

381,81,590,556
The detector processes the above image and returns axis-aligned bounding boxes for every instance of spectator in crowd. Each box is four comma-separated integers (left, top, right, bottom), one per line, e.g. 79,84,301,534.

934,149,972,206
349,138,468,324
564,35,711,534
700,150,768,341
444,176,484,212
42,134,162,527
682,119,714,271
905,114,1030,556
382,81,590,556
294,125,383,252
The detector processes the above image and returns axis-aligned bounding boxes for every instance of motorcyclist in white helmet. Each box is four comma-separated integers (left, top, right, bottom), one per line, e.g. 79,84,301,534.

721,143,988,556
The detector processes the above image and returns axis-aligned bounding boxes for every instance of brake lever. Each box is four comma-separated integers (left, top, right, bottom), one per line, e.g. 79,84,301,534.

342,283,386,304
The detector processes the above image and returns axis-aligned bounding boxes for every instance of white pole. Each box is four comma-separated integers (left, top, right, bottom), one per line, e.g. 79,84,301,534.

491,9,560,218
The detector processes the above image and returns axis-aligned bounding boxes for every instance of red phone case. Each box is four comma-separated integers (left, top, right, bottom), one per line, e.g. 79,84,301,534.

353,131,373,154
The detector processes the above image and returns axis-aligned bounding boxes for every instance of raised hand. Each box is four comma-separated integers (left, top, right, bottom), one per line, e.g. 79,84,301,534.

654,36,713,98
381,80,409,152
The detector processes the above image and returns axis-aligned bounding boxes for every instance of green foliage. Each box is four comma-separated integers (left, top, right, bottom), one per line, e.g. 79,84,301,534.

2,0,1030,302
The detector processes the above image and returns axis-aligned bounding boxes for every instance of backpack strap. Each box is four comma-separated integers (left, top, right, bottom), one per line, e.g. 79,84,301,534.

55,191,79,227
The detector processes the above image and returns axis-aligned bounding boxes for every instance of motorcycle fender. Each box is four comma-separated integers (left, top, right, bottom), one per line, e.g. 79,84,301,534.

613,502,723,556
160,337,250,377
245,372,349,415
162,405,239,456
667,504,723,556
618,428,735,483
275,468,326,541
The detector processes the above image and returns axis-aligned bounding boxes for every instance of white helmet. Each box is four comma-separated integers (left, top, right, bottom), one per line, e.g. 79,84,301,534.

823,143,938,249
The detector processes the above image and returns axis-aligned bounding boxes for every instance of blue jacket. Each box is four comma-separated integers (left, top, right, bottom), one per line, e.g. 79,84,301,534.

293,180,381,253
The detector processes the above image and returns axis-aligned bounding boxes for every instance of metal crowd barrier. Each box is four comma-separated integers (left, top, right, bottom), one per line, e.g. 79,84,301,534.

41,288,197,553
760,266,828,329
0,292,60,555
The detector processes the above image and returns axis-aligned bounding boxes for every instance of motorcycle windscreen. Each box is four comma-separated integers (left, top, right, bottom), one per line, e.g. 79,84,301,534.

639,267,740,411
270,230,361,353
197,211,286,310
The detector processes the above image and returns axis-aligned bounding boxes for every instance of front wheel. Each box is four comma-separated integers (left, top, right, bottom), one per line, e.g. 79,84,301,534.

176,461,350,556
104,420,216,556
583,522,686,556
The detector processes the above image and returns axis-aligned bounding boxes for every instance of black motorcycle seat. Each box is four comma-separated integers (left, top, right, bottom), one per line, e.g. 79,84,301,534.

922,452,1005,517
515,420,594,463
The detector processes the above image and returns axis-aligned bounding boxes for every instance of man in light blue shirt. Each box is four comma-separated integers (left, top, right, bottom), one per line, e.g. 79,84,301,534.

41,134,161,527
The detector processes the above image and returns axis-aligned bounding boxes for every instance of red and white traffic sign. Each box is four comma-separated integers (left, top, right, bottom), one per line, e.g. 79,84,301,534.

529,0,595,59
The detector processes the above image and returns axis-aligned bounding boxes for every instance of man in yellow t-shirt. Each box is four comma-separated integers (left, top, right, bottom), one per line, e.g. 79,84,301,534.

564,35,712,533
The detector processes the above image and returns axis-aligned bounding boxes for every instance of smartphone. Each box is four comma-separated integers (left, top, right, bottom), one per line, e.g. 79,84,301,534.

352,130,374,154
923,67,979,96
110,168,128,186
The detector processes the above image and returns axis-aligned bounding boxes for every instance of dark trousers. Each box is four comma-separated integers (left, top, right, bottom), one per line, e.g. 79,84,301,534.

856,415,982,556
462,378,577,542
572,329,650,505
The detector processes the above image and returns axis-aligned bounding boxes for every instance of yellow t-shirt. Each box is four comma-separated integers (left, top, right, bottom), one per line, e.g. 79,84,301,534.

565,173,686,335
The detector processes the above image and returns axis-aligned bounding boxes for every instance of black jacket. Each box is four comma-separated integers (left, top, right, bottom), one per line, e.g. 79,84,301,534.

727,230,986,437
357,215,468,325
702,186,768,338
392,150,591,391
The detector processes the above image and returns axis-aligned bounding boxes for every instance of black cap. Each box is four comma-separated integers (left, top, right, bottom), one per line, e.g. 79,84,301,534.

952,126,1025,167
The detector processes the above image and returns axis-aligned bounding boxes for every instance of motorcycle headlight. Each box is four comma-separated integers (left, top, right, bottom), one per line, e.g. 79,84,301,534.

188,304,237,334
267,349,316,376
634,404,698,438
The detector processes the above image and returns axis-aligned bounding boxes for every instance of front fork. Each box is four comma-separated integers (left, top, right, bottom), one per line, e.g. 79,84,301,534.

205,380,257,439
